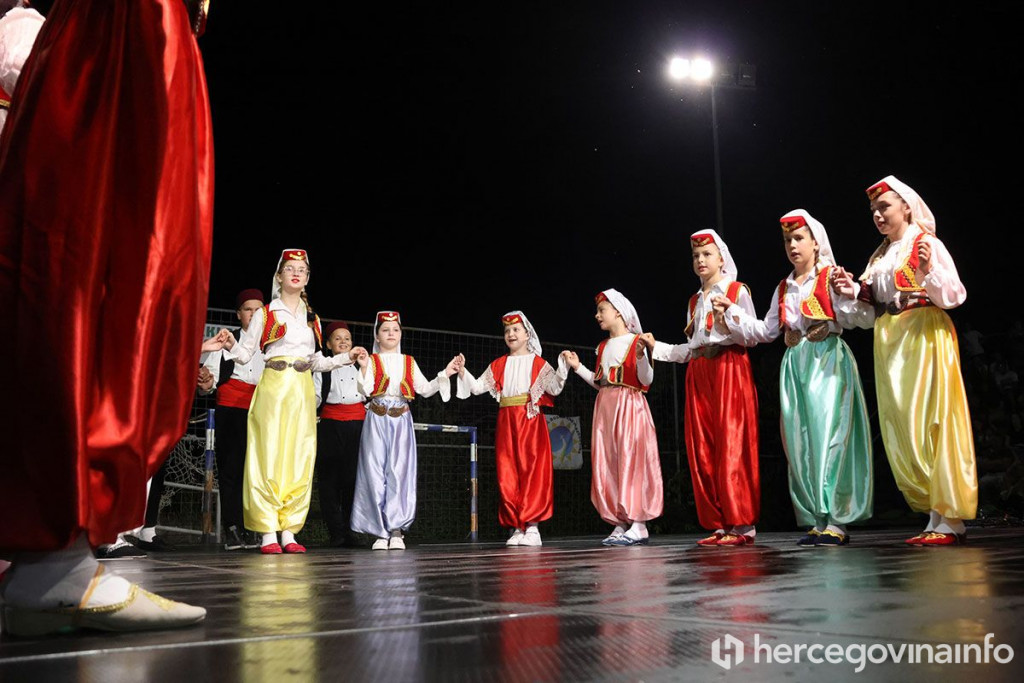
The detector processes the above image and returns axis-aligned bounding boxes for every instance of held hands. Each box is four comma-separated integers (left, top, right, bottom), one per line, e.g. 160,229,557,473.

197,365,214,392
560,350,580,370
453,353,467,377
639,332,656,353
444,354,464,377
351,347,369,368
709,294,732,313
200,328,233,352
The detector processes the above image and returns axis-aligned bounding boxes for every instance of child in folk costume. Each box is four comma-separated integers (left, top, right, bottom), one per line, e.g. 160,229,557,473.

351,311,461,550
833,176,976,546
562,289,663,546
641,229,760,547
712,211,873,546
455,311,569,547
216,249,366,554
314,321,367,547
198,288,266,551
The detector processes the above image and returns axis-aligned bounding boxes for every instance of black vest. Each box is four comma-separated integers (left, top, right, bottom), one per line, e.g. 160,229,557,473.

217,328,243,387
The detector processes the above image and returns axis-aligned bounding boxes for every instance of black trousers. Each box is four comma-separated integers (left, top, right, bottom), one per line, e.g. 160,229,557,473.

143,457,170,528
316,417,363,542
214,404,249,531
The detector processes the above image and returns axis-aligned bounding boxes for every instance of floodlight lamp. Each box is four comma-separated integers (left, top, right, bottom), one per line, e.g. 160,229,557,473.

669,57,691,80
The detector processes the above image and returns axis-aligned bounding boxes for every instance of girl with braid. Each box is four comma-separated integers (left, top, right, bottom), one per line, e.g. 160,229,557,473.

212,249,367,554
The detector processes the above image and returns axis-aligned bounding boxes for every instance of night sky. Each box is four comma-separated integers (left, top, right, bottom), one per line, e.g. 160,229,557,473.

198,1,1019,345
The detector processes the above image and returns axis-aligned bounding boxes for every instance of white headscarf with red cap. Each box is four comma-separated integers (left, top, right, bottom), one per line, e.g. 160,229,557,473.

372,310,402,354
870,175,936,235
689,229,737,281
503,310,542,357
780,209,835,267
271,248,310,301
598,289,643,334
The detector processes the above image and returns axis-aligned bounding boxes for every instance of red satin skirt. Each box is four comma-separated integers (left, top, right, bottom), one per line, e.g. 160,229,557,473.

0,0,213,551
684,346,760,530
495,404,554,529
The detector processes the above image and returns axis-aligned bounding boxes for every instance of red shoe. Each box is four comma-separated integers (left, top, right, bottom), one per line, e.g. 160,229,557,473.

283,542,306,554
697,532,724,546
261,543,283,554
917,532,963,546
717,533,754,547
905,533,927,546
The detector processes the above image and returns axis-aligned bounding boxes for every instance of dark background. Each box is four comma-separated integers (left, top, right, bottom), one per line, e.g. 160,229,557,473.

198,1,1020,345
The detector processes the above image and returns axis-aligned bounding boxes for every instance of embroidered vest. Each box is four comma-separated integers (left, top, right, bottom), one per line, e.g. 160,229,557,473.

489,355,554,408
0,83,11,112
259,305,322,351
778,267,836,329
369,353,416,400
685,280,748,339
593,335,650,392
894,232,928,292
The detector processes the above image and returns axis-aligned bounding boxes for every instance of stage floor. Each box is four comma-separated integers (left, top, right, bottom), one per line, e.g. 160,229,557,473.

2,528,1023,682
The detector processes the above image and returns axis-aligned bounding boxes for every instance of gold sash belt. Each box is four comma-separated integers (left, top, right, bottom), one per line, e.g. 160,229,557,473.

499,394,530,408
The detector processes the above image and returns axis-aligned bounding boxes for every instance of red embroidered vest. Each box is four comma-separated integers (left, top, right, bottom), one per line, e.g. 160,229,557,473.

369,353,416,400
489,355,554,408
0,83,11,111
259,305,322,351
778,266,836,329
685,280,748,339
593,335,649,392
894,232,928,292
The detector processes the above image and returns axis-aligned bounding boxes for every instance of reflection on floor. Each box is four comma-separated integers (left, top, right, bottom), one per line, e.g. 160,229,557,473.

2,528,1023,681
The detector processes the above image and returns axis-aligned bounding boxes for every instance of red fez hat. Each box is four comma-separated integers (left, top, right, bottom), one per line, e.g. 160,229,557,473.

376,311,401,326
690,233,715,248
865,180,893,201
779,215,808,233
235,288,265,309
502,313,524,326
325,321,350,338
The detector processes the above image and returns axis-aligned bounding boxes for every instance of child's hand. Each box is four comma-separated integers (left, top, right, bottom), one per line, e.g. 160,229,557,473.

454,353,466,377
351,347,369,368
710,295,732,313
444,355,461,377
830,267,856,298
561,350,580,370
639,332,656,351
197,366,214,392
916,238,932,276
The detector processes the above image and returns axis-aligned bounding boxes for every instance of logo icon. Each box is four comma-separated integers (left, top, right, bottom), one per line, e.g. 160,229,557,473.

712,634,745,670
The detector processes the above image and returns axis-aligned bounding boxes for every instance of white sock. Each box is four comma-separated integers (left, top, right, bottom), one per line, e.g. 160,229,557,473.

933,514,966,535
526,523,539,534
139,527,157,543
924,510,939,532
281,531,296,546
0,536,131,609
390,529,403,538
262,532,278,547
731,525,755,538
825,523,847,536
608,525,625,538
625,521,648,539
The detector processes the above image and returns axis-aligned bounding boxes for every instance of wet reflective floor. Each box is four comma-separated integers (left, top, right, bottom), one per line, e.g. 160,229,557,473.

1,527,1023,682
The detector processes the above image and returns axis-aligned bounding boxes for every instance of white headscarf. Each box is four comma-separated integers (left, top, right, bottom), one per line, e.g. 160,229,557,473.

372,310,402,354
502,310,543,357
599,288,643,334
871,175,937,235
689,228,737,281
780,209,835,267
271,248,311,301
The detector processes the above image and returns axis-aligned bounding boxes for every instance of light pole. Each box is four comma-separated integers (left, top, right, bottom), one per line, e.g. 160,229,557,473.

668,57,756,236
